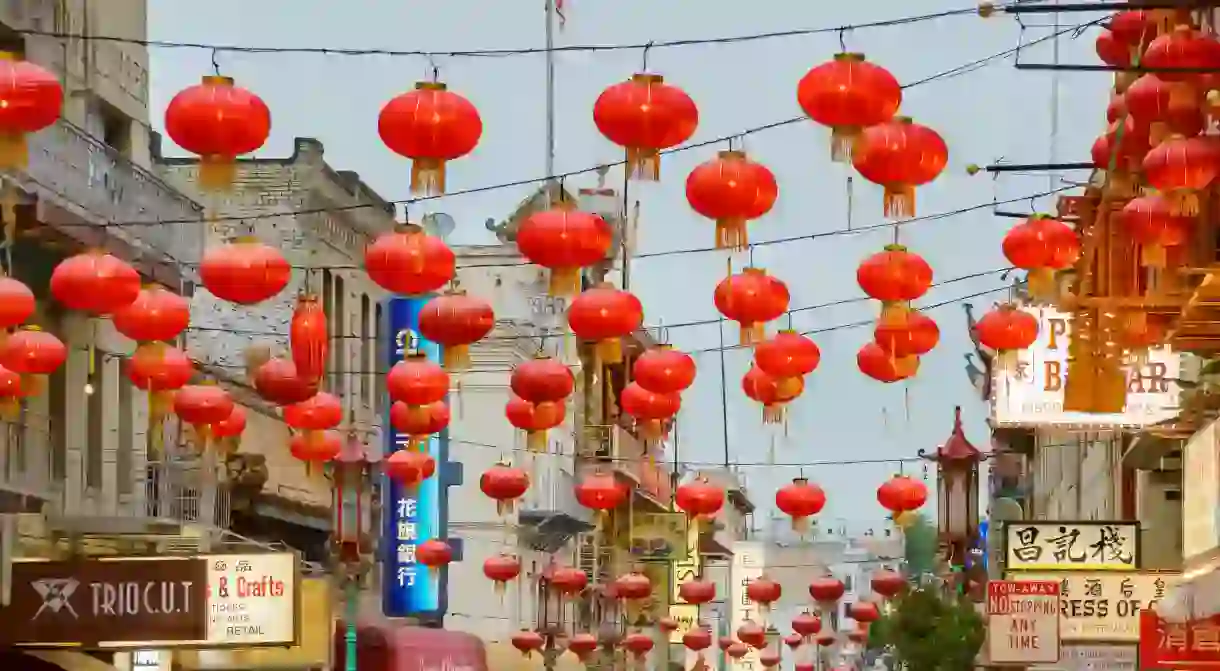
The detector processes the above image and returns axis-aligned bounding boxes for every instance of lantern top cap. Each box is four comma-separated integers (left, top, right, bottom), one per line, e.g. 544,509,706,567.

937,406,981,462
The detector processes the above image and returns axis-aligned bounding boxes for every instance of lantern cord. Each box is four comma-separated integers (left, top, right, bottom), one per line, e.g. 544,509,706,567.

640,41,654,72
210,48,220,75
838,28,848,52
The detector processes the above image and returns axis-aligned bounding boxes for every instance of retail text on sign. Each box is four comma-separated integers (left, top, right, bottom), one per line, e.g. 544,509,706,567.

988,580,1062,664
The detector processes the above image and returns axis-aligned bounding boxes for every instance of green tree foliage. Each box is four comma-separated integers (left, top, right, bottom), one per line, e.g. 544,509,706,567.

903,513,939,578
869,587,985,671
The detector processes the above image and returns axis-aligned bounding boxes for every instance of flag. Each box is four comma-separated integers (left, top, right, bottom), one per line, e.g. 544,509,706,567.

555,0,566,29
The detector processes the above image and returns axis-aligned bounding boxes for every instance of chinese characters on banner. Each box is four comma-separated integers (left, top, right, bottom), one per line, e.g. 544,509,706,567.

381,297,454,618
1005,522,1138,571
669,516,701,648
1006,572,1178,642
730,541,765,671
1139,609,1220,669
986,580,1061,664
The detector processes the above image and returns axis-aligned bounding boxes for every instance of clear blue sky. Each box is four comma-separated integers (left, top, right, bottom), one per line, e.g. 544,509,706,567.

148,0,1108,526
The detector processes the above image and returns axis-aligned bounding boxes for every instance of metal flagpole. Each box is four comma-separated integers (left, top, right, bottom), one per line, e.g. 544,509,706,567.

544,0,557,180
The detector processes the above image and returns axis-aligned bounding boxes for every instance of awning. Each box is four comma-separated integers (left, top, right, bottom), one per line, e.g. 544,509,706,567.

333,620,488,671
485,642,585,671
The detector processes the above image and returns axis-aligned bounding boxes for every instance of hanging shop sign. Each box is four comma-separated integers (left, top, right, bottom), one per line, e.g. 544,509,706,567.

990,307,1180,428
1004,522,1139,571
382,296,461,619
0,557,208,646
730,541,765,671
668,514,702,645
1138,608,1220,669
196,553,297,646
1005,572,1179,642
986,580,1061,664
1030,644,1136,671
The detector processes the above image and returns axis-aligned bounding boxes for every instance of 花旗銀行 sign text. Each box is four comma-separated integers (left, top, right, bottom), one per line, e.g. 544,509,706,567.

1005,522,1138,571
987,580,1061,664
990,308,1180,428
1006,572,1178,642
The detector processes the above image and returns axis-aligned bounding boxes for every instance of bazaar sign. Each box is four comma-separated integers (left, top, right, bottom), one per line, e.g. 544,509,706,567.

990,307,1180,428
1005,572,1179,642
987,580,1061,664
1005,522,1138,571
1138,608,1220,669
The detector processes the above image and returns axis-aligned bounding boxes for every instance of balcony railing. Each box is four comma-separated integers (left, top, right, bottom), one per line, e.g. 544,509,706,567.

145,460,231,530
19,120,204,281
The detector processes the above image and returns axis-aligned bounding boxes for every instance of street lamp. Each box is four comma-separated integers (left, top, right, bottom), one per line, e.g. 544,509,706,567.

918,407,985,590
330,431,380,671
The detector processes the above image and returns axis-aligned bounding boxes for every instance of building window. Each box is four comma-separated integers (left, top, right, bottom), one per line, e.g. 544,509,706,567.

97,101,132,157
85,354,104,490
360,294,371,408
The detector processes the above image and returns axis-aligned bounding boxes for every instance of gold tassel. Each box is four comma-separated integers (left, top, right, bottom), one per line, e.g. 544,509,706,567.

407,436,424,452
19,374,43,398
878,301,909,327
1114,71,1138,93
1140,243,1167,268
1028,268,1057,301
596,338,623,364
638,419,663,441
496,498,517,516
715,218,748,250
149,390,174,420
739,322,764,346
762,403,785,424
548,267,581,297
776,376,803,400
882,184,915,219
0,397,17,421
626,147,661,181
495,581,506,601
443,344,471,372
410,157,446,196
830,126,861,163
791,515,809,533
526,430,547,453
1106,170,1135,198
996,349,1018,374
198,155,237,192
1168,189,1200,216
0,132,28,170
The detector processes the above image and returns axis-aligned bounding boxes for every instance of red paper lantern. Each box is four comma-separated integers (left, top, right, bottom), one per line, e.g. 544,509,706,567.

1095,29,1131,68
621,632,654,659
973,306,1039,369
385,449,436,489
365,225,455,296
612,570,652,601
1002,215,1081,300
567,283,643,363
50,251,140,315
753,330,820,397
1107,93,1127,124
718,637,736,652
874,309,939,361
683,627,713,652
511,630,545,658
0,364,22,418
727,642,750,659
199,238,291,305
1123,74,1205,144
679,579,716,605
289,295,327,382
575,470,627,512
165,75,270,190
379,81,483,195
593,73,698,180
797,53,902,161
387,354,450,406
870,569,906,599
289,429,341,464
174,384,235,441
898,476,929,510
618,382,680,441
760,651,781,668
390,400,450,448
856,244,933,324
633,346,696,394
416,539,453,569
1143,134,1220,216
714,267,790,344
675,476,725,520
1143,26,1220,85
479,462,530,515
737,621,766,649
0,276,33,330
852,117,947,219
815,632,837,648
685,150,778,249
850,601,880,623
857,342,918,383
775,477,826,530
746,576,782,608
483,553,521,592
742,365,804,424
784,634,803,650
1121,193,1194,269
548,565,589,595
515,208,613,297
1108,10,1155,48
568,633,599,661
0,53,62,169
417,290,493,372
510,356,573,408
809,576,845,604
878,475,926,514
211,405,247,442
847,629,868,644
791,612,822,638
658,618,680,634
283,391,344,438
253,358,318,406
505,395,565,453
112,285,190,345
127,345,193,395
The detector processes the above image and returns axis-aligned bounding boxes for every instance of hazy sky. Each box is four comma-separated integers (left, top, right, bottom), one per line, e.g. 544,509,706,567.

148,0,1108,526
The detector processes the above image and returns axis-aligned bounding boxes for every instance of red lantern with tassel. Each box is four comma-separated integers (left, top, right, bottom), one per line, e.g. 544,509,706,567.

378,81,483,195
567,283,643,364
211,405,247,454
593,73,698,180
253,358,318,406
685,150,778,250
753,331,820,397
727,642,750,659
809,576,846,610
390,400,449,450
784,633,804,650
365,224,456,296
775,477,826,531
679,578,717,605
871,569,906,599
0,53,62,169
850,601,880,624
621,631,654,667
112,285,191,348
568,633,599,661
165,75,270,191
482,553,521,597
1143,134,1220,216
737,621,766,649
1096,29,1131,68
742,365,803,424
857,341,919,383
548,565,589,596
0,365,22,420
417,290,494,371
874,309,940,363
675,476,726,522
283,392,343,451
852,117,947,219
510,356,573,412
174,384,235,448
1142,26,1220,98
856,245,933,325
619,382,680,441
815,632,836,648
1120,193,1193,268
1002,215,1080,301
385,449,436,490
388,354,450,406
199,237,291,305
791,612,822,638
633,345,697,394
575,470,628,513
797,53,901,162
975,305,1039,373
416,539,453,574
289,429,342,465
684,626,713,652
505,395,565,453
515,208,613,297
0,275,33,333
479,462,530,515
511,630,545,658
50,251,141,315
127,344,193,420
760,651,781,668
745,576,782,611
714,268,790,345
289,296,327,382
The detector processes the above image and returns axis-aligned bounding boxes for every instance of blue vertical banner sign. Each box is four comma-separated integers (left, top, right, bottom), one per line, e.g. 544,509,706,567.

382,296,463,619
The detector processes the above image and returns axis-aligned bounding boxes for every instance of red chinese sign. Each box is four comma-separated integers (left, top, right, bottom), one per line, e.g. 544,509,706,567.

1139,609,1220,669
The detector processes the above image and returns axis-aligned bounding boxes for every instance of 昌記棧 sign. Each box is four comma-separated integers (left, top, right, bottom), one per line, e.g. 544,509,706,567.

1005,522,1139,571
